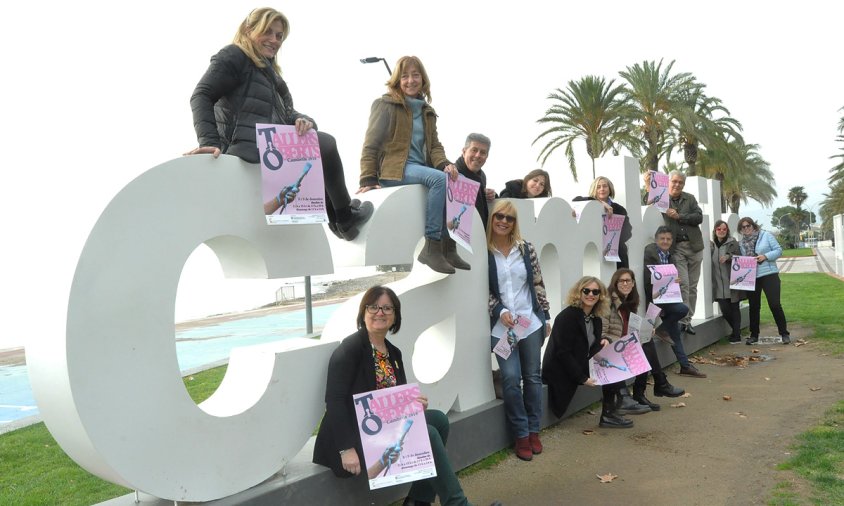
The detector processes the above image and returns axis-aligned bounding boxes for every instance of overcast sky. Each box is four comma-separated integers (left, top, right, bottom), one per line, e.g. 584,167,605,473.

1,1,840,350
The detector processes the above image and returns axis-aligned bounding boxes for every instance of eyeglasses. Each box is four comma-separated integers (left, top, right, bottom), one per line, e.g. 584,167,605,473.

493,213,516,223
365,304,395,315
581,288,601,296
617,279,634,285
740,224,753,230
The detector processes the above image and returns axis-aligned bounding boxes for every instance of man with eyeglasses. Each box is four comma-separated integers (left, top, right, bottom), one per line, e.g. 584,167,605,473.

643,226,707,378
643,170,704,335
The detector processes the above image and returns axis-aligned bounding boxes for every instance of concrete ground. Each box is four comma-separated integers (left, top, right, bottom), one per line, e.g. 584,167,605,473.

458,323,843,506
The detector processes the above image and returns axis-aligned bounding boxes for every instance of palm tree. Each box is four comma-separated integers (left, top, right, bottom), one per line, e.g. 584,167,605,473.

698,140,776,214
665,88,743,176
787,186,808,239
533,75,639,181
619,59,700,172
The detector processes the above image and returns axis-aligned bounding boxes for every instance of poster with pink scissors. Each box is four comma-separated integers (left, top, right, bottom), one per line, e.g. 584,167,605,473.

588,330,652,385
646,171,670,213
602,214,625,262
648,264,683,303
256,124,328,225
729,256,757,291
446,174,480,252
353,383,436,490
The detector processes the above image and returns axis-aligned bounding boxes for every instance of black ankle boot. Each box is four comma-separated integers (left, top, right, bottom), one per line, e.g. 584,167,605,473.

653,373,685,398
632,392,661,411
616,387,651,415
599,411,634,428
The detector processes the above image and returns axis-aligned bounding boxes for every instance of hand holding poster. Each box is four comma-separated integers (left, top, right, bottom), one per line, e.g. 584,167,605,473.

640,303,662,338
588,331,652,385
570,200,589,222
492,314,532,360
648,264,683,304
256,124,328,224
602,214,625,262
647,171,670,213
446,175,481,252
353,383,436,490
729,256,757,291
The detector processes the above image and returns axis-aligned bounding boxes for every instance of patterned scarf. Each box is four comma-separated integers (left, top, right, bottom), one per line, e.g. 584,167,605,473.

741,231,759,257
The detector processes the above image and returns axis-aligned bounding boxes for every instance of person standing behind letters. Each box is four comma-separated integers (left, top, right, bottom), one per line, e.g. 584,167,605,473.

499,169,552,199
455,133,494,230
187,7,372,240
358,56,469,275
573,176,633,268
643,170,703,335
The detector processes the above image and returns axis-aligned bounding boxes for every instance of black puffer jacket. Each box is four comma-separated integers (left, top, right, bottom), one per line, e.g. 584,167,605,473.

190,44,315,163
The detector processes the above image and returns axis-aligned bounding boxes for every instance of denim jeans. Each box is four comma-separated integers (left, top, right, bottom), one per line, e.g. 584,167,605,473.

379,162,447,240
656,302,690,368
491,327,543,438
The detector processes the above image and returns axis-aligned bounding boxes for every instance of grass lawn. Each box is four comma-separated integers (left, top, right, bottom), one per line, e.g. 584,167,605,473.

0,365,228,505
781,248,814,257
763,273,844,504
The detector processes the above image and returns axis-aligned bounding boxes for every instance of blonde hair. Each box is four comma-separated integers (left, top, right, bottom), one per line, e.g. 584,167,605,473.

486,200,523,253
386,56,432,103
588,176,615,200
565,276,609,317
232,7,290,73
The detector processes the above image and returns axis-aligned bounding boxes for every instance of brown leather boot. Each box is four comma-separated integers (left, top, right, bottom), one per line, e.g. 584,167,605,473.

417,238,455,274
441,233,471,270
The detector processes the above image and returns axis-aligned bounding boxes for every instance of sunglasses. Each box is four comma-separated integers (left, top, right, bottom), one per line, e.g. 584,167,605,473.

581,288,601,296
493,213,516,223
740,224,753,230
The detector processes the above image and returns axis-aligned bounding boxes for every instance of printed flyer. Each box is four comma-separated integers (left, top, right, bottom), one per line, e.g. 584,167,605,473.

492,314,532,360
729,256,758,291
353,383,436,490
640,303,663,338
255,124,328,224
647,171,670,213
589,330,652,385
446,174,481,252
602,214,625,262
648,264,683,304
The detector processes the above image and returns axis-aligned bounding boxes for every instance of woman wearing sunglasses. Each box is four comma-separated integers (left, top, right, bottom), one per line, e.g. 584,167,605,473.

542,277,634,428
711,220,743,344
486,200,551,461
313,286,497,506
737,217,791,345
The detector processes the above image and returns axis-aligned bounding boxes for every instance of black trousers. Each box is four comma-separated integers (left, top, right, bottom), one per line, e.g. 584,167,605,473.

747,273,789,338
316,131,352,223
716,298,742,340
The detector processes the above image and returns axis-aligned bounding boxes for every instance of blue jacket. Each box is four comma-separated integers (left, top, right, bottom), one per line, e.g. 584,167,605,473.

740,230,781,278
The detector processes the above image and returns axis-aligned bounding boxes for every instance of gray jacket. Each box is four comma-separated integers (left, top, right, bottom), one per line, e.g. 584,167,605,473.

711,237,743,302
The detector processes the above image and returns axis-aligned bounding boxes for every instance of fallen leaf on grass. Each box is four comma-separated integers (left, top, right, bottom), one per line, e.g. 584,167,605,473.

723,395,732,401
596,473,618,483
670,402,686,408
810,387,822,392
582,429,594,435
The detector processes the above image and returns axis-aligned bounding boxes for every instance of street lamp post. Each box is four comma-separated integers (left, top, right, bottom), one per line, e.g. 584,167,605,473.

360,56,392,75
